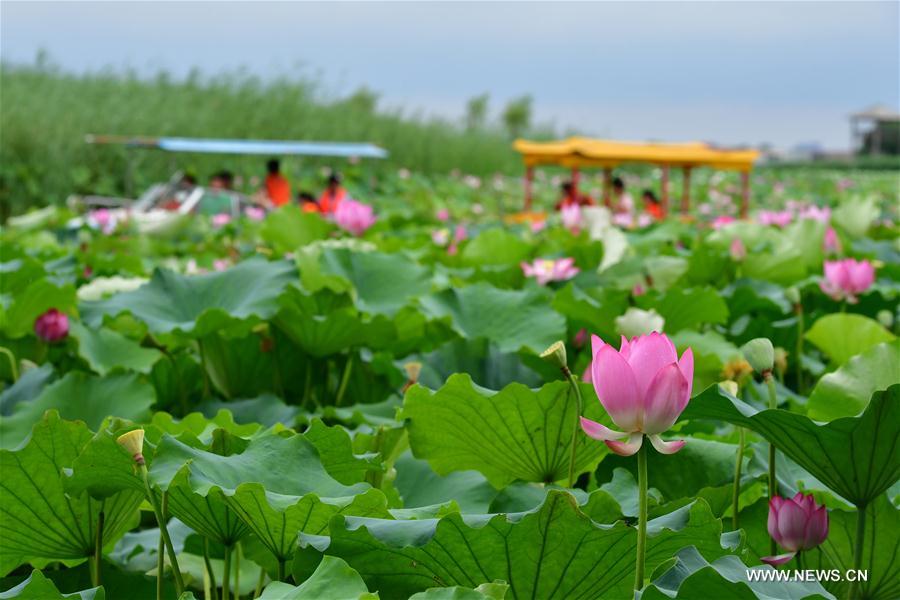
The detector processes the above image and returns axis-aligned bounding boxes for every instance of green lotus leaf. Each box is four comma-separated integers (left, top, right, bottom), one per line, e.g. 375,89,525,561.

742,249,807,285
804,314,895,366
418,283,566,354
681,384,900,506
297,248,432,317
0,570,104,600
408,581,509,600
79,258,296,337
299,490,731,600
0,279,77,339
69,323,163,376
640,286,729,334
259,556,376,599
402,374,612,488
807,340,900,421
0,372,155,450
461,228,531,267
641,546,832,600
800,493,899,600
0,412,142,576
393,453,498,514
260,206,334,254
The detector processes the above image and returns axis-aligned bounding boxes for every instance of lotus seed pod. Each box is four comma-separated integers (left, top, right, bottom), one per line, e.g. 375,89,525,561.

785,287,801,305
741,338,775,375
540,341,568,369
877,309,894,329
117,429,146,465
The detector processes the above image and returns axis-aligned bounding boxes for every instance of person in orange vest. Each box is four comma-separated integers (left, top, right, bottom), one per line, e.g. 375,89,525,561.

318,172,347,214
642,189,665,221
554,181,594,211
265,159,291,207
298,191,321,213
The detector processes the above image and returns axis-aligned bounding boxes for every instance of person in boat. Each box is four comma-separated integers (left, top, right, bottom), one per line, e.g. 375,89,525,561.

642,189,665,221
611,177,634,214
264,159,291,207
554,181,594,211
298,191,321,213
318,172,347,214
199,170,236,215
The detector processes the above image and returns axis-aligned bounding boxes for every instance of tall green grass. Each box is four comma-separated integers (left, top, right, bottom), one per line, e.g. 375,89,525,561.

0,62,523,214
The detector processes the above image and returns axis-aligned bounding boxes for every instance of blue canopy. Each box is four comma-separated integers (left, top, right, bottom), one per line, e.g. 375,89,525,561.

85,135,388,159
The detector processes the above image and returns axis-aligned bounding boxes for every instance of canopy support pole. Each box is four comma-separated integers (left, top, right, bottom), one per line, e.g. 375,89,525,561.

571,167,580,195
524,166,534,212
740,171,750,218
661,165,670,217
681,167,692,215
602,168,612,208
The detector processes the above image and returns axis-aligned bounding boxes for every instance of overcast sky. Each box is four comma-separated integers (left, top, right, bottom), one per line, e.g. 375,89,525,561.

3,1,898,149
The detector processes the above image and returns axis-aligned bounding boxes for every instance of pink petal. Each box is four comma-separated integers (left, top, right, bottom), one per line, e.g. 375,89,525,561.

804,505,829,548
591,344,642,431
605,432,643,456
677,348,694,399
648,434,685,454
625,333,679,400
768,498,782,540
591,334,606,358
760,552,797,566
640,363,690,434
776,500,809,552
580,417,626,441
619,335,632,360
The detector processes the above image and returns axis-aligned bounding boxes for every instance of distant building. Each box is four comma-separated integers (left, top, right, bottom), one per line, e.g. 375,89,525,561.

850,104,900,155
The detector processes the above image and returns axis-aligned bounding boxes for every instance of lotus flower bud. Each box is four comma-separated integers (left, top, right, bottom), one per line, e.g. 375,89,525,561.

877,309,894,329
117,429,146,465
785,287,801,305
540,341,568,370
761,492,829,566
615,308,665,339
742,338,775,376
718,380,739,397
401,362,422,393
34,308,69,343
773,347,788,375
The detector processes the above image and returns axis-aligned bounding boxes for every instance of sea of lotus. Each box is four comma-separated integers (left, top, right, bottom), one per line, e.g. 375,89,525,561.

0,170,898,600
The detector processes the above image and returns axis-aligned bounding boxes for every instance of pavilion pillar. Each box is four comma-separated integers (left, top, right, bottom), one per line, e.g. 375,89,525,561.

661,165,670,217
740,171,750,219
602,168,612,208
680,167,692,215
524,166,534,212
571,166,580,194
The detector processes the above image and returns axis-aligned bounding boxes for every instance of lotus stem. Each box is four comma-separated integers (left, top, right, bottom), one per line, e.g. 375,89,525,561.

732,427,745,531
561,366,584,488
334,353,354,407
141,465,185,596
302,359,313,410
0,347,18,382
91,505,105,587
765,373,778,555
157,514,164,600
795,304,805,393
203,538,218,600
634,437,648,591
254,566,266,598
198,339,211,399
848,504,866,600
233,542,241,600
222,544,232,600
277,559,286,583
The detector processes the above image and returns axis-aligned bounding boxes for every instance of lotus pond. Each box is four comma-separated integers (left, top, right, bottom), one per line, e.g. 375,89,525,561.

0,169,898,600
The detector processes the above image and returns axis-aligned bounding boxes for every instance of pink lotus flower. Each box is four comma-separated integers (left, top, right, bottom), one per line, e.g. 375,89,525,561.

334,199,377,236
244,206,266,221
436,208,450,222
612,212,634,229
213,259,229,272
561,204,582,233
823,227,841,255
35,308,69,343
761,493,828,566
632,283,646,297
530,219,547,233
820,259,875,303
521,257,580,286
836,178,853,192
211,213,232,228
432,228,450,247
573,328,588,349
453,224,468,243
730,237,747,261
757,210,793,228
712,215,736,229
799,205,831,223
87,208,118,234
580,333,693,456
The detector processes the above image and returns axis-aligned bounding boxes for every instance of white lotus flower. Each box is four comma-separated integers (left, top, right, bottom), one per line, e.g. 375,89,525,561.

615,308,665,338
